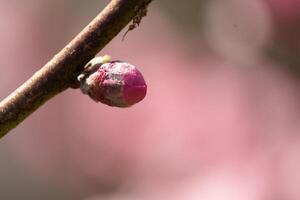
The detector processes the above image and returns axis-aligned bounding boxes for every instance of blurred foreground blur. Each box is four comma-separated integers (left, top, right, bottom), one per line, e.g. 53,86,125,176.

1,0,300,199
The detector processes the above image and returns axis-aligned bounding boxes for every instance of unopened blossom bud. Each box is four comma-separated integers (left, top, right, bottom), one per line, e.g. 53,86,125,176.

78,56,147,107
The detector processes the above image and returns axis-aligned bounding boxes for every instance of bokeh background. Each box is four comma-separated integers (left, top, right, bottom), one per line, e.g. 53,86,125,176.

1,0,300,199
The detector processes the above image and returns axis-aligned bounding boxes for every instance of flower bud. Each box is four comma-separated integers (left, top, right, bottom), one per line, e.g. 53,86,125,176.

79,57,147,107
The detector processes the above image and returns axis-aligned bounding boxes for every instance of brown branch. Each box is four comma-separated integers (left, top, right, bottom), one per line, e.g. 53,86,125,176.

0,0,153,138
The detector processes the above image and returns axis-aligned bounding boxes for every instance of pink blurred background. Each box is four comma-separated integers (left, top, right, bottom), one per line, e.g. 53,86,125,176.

1,0,300,199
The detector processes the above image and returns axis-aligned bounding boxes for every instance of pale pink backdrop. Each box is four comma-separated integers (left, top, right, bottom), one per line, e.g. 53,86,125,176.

1,0,300,199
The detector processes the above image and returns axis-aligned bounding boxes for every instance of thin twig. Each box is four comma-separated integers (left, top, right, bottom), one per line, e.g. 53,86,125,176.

0,0,153,138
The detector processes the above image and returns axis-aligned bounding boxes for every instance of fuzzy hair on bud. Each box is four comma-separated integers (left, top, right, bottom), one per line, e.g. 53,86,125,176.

78,57,147,107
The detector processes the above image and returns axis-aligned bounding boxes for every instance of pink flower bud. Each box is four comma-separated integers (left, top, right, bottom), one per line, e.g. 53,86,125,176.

79,60,147,107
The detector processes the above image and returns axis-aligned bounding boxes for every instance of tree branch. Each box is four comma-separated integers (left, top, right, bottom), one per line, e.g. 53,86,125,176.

0,0,153,137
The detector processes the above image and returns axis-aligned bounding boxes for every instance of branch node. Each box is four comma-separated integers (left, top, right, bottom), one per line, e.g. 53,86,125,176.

122,1,151,40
